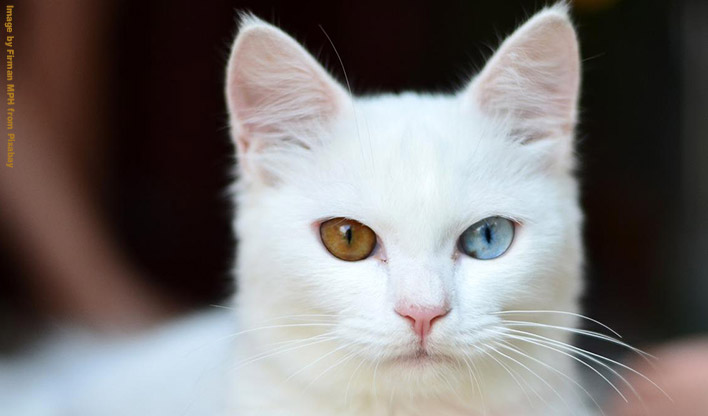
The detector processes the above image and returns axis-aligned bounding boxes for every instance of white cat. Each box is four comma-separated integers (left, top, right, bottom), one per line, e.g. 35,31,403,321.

2,4,634,416
227,3,588,415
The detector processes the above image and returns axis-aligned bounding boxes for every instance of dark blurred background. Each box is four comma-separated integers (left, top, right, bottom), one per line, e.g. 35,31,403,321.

0,0,706,356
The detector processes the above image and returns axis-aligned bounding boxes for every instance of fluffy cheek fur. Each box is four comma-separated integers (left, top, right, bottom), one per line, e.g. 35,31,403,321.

228,4,583,408
233,102,583,399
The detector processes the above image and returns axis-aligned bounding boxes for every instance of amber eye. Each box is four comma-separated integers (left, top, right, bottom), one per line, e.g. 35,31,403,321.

319,218,377,261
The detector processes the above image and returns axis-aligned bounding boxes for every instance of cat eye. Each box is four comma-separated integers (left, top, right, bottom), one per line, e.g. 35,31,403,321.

320,218,377,262
458,216,515,260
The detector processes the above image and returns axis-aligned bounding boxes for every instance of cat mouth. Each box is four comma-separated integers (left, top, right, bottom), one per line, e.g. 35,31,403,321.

391,350,453,367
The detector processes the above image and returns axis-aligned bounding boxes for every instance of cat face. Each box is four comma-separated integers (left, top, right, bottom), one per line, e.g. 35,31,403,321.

227,5,582,397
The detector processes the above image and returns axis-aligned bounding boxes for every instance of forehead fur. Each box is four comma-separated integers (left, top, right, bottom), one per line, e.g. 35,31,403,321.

250,92,572,254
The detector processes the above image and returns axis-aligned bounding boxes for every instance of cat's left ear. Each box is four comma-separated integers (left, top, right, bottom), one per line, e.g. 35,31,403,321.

463,5,580,158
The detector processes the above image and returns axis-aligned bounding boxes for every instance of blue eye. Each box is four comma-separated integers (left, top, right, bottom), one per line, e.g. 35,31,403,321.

458,216,515,260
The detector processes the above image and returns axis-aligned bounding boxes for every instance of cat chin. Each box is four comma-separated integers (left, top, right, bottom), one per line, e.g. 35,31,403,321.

385,351,456,370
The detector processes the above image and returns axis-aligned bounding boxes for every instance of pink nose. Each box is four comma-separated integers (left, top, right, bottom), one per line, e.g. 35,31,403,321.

395,304,449,339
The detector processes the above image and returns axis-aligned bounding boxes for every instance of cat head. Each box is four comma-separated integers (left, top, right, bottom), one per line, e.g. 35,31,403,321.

226,4,583,402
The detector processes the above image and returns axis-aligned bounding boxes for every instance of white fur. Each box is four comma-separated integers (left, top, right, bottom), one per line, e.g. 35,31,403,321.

0,5,592,416
228,4,587,416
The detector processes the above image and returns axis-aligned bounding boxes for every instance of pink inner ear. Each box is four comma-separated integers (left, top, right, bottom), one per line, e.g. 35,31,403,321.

226,23,347,154
469,10,580,138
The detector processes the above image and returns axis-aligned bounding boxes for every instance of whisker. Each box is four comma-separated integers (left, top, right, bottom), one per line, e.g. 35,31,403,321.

499,320,656,362
183,322,334,359
504,327,670,403
439,365,465,402
260,331,335,349
318,25,374,171
304,349,359,392
371,358,382,401
388,376,398,408
487,343,551,408
461,352,487,415
506,329,639,395
344,356,367,405
496,339,606,416
232,335,337,372
221,323,338,342
452,355,476,402
286,342,354,382
476,346,534,406
495,330,629,403
489,342,566,412
233,334,334,367
493,310,622,338
207,304,235,311
242,314,339,325
261,313,339,319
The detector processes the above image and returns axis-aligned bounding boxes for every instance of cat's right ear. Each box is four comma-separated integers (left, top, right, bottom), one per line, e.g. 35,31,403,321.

462,5,580,169
225,15,350,183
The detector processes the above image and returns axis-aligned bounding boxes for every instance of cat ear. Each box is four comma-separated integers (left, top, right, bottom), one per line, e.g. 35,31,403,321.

464,5,580,148
225,15,349,181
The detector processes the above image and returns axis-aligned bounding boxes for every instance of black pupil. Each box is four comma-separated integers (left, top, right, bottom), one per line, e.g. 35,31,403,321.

483,223,493,244
343,225,353,245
